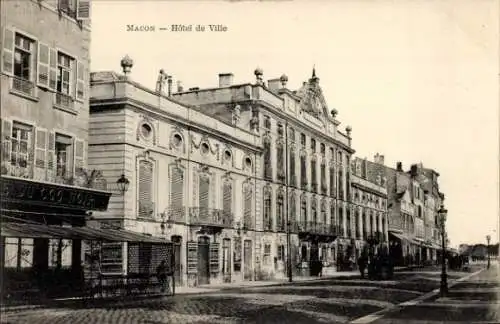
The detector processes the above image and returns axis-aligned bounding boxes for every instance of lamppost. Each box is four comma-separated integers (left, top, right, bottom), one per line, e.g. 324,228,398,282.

438,205,448,296
486,235,491,269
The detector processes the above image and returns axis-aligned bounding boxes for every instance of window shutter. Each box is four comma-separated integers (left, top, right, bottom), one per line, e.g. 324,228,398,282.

138,160,154,218
34,128,47,180
169,167,184,221
1,119,12,174
199,176,209,209
2,28,14,75
36,43,50,88
243,186,252,228
75,60,85,102
46,132,56,181
48,48,58,91
73,138,85,175
209,243,220,273
222,181,232,214
76,0,91,20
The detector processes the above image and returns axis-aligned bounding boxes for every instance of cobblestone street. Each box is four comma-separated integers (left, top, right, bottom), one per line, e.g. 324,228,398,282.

1,266,482,324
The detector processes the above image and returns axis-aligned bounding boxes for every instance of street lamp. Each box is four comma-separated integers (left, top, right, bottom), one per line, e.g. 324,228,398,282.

438,205,448,296
116,174,130,195
486,235,491,269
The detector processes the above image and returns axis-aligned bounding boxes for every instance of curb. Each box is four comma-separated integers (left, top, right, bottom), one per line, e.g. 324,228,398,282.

349,267,487,324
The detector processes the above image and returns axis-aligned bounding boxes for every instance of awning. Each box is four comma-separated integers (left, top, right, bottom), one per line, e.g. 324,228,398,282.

389,231,416,245
1,222,170,244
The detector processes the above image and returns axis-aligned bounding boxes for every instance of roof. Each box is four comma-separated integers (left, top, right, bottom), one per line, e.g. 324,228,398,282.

1,222,170,244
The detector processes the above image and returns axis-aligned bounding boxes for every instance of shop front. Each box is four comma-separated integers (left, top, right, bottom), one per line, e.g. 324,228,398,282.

0,175,173,304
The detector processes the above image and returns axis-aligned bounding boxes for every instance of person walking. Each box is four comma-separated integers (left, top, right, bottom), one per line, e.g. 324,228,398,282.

358,252,368,279
156,260,169,293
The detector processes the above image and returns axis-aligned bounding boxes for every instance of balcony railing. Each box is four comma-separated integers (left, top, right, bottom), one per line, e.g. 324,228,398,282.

292,221,339,236
1,161,107,191
189,207,233,228
11,76,35,97
55,92,75,111
165,205,186,223
138,201,155,219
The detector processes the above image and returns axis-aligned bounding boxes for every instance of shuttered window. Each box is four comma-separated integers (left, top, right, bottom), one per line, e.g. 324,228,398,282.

243,185,252,229
76,0,91,20
34,128,47,180
1,119,13,174
263,139,272,180
222,181,232,216
300,155,307,189
199,175,210,220
263,191,272,231
289,148,296,187
138,160,154,219
170,167,184,207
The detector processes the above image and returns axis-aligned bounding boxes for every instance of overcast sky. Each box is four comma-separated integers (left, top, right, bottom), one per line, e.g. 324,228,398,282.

90,0,499,246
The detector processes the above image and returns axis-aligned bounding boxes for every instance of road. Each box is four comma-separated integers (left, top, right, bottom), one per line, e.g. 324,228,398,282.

0,265,488,324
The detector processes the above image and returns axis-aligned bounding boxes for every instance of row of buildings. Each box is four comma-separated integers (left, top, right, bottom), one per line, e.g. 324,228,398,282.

1,0,448,293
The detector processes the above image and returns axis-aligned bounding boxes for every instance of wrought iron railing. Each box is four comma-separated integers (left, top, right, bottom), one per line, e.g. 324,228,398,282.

165,205,186,223
138,201,155,219
1,160,107,191
292,221,339,236
55,92,75,111
189,207,233,228
12,76,35,97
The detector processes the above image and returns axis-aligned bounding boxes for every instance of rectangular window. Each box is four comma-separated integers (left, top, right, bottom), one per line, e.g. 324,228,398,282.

10,122,33,178
300,155,307,190
138,160,155,219
264,194,272,231
4,238,34,269
277,244,285,261
276,194,284,231
289,148,296,187
12,33,35,95
243,186,253,229
55,52,76,110
300,133,306,147
169,166,184,222
263,243,271,265
58,0,78,18
55,133,73,179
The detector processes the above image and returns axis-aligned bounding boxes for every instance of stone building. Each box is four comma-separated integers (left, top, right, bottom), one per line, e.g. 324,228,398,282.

0,0,117,299
172,68,355,278
350,155,389,263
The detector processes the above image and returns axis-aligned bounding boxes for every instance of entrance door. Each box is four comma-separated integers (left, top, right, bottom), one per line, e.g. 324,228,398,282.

197,236,210,285
171,236,182,286
222,239,231,283
243,240,252,281
309,242,319,276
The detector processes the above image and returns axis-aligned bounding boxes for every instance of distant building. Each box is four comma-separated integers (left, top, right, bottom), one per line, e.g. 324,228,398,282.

350,155,389,261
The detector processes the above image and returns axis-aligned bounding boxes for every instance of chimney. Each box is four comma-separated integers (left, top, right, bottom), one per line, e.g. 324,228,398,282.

167,76,172,96
410,164,418,176
267,78,281,92
396,162,403,172
218,73,234,87
374,153,385,165
177,81,184,92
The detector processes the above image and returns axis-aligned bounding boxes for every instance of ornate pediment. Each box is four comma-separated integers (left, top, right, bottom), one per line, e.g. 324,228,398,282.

295,69,330,123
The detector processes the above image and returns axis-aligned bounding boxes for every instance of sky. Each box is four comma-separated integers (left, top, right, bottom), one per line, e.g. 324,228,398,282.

90,0,499,246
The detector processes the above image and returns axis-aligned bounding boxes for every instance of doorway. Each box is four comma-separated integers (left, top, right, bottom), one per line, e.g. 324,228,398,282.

222,239,231,283
197,236,210,285
243,240,252,281
171,236,182,286
309,242,319,276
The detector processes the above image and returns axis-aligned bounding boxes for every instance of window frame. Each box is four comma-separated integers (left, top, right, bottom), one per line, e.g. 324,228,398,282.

55,49,75,96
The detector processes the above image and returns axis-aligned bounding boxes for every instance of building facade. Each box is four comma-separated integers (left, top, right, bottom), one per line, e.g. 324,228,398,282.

88,65,356,287
0,0,116,299
350,155,389,263
172,69,355,279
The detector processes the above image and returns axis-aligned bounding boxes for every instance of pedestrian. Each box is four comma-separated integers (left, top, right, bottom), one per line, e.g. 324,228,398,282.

156,260,169,293
318,257,324,277
358,253,367,279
